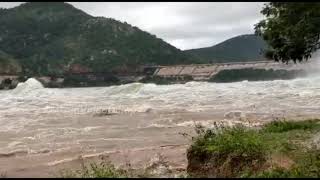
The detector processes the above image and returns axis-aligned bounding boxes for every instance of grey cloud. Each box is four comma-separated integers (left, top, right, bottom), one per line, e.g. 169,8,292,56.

165,26,255,50
175,2,265,24
141,2,265,49
0,2,266,50
154,22,251,40
0,2,24,9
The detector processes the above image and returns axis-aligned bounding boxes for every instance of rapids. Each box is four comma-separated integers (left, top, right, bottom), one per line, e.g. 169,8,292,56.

1,75,320,177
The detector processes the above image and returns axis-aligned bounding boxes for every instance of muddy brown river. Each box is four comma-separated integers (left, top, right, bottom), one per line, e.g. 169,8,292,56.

1,76,320,177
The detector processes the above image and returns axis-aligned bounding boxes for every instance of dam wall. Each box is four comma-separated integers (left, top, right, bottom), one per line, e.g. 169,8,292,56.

152,61,310,80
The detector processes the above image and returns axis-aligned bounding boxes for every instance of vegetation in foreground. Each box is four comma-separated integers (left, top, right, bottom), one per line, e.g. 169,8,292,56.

59,161,129,178
187,119,320,178
59,153,177,178
59,119,320,178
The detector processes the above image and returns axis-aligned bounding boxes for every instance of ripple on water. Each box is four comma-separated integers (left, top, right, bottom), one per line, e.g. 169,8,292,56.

1,76,320,155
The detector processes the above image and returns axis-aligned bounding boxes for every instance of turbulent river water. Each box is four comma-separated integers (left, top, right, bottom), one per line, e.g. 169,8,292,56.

1,75,320,177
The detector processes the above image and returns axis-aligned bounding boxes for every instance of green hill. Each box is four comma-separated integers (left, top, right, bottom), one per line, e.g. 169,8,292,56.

0,50,21,74
0,2,202,76
184,34,269,63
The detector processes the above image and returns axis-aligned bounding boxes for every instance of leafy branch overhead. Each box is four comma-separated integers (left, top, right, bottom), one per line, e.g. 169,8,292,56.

255,2,320,63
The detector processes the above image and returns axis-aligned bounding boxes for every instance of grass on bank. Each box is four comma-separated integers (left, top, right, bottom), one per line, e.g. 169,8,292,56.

262,119,319,133
59,119,320,178
187,119,320,178
59,155,165,178
59,160,128,178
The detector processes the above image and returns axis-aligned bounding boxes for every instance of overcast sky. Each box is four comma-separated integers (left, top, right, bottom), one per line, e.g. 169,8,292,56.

0,2,266,50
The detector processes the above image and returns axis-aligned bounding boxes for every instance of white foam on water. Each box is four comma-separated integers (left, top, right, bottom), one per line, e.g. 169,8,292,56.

12,78,44,96
1,75,320,154
3,76,320,118
7,141,24,148
83,126,102,132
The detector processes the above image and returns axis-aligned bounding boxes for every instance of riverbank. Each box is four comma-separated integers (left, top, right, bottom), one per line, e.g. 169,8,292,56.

187,119,320,178
53,119,320,178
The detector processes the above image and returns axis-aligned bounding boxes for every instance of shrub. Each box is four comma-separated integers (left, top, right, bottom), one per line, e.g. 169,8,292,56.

60,161,128,178
252,149,320,178
187,124,267,177
187,119,320,178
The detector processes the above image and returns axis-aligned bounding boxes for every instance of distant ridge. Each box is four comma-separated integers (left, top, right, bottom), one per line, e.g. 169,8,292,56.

184,34,269,63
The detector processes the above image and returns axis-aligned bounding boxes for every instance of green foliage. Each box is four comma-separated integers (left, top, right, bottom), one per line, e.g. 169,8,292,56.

255,3,320,63
187,124,267,177
0,2,201,76
187,119,320,178
209,68,307,83
263,119,320,133
190,125,267,160
0,50,21,74
60,161,128,178
185,34,268,63
252,149,320,178
245,167,293,178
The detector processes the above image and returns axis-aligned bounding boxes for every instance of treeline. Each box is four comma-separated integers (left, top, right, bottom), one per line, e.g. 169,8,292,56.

0,2,201,77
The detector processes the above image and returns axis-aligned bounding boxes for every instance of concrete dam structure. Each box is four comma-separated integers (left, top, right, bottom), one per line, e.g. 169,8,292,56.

150,61,310,80
0,61,313,89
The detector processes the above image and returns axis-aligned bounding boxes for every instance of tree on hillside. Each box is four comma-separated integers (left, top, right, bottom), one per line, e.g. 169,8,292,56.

255,2,320,63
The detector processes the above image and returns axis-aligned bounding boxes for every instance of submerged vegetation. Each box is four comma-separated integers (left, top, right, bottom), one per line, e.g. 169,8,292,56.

187,119,320,178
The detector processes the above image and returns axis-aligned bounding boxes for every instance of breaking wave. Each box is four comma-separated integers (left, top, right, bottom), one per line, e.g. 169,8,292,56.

2,73,320,166
107,83,145,96
11,78,44,96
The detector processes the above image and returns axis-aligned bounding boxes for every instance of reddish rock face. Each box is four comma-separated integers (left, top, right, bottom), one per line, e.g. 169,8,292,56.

68,64,92,74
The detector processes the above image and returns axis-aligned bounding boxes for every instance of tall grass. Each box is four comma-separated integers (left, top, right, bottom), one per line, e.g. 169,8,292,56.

60,160,128,178
187,124,267,177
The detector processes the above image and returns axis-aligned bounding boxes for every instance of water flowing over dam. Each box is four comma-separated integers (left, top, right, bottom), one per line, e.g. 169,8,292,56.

149,61,311,80
0,61,313,89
